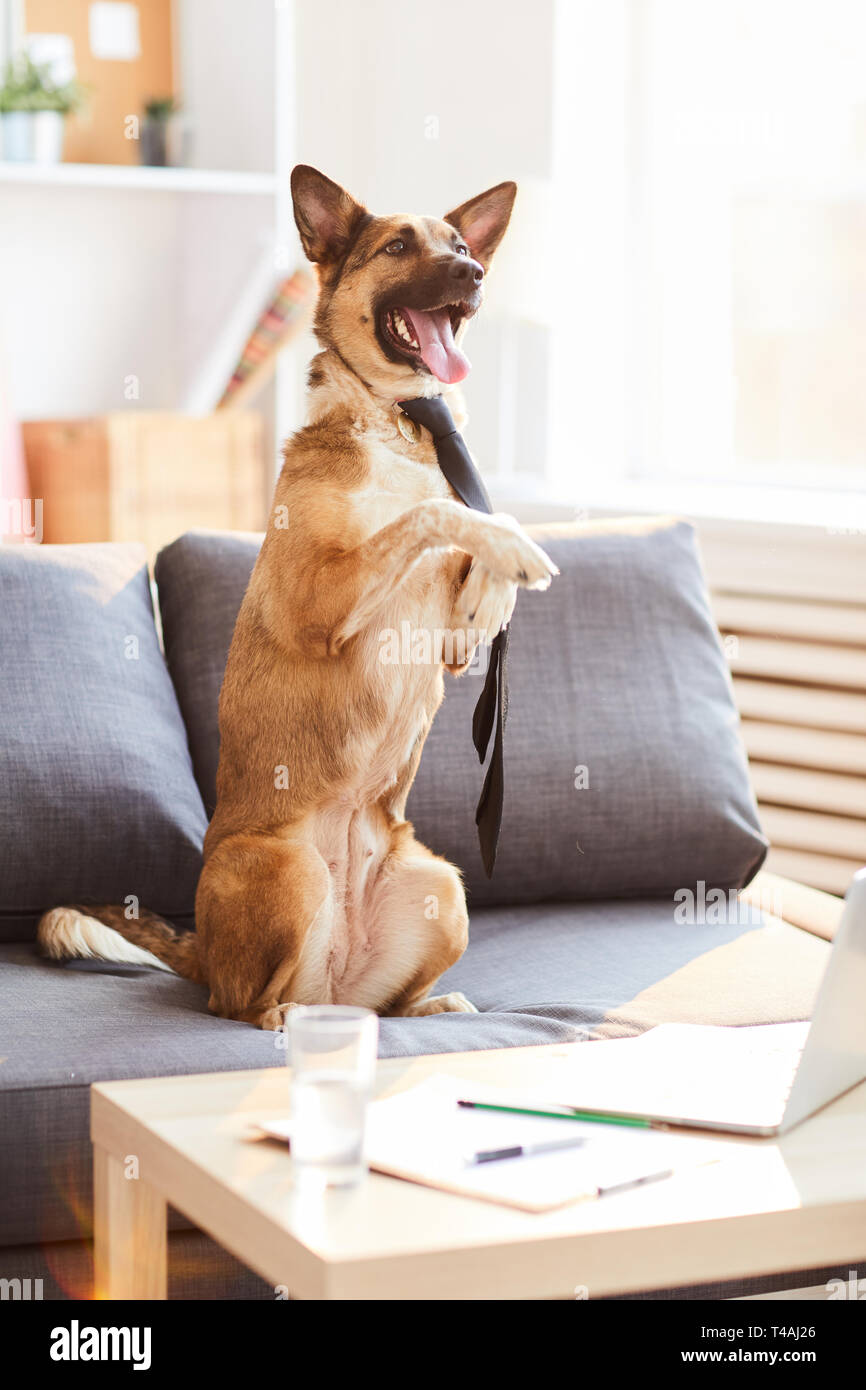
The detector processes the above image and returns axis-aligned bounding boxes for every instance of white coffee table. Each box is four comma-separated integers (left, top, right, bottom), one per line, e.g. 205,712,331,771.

90,1041,866,1300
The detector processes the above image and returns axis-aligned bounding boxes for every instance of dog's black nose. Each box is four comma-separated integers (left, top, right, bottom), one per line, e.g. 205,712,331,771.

449,256,484,286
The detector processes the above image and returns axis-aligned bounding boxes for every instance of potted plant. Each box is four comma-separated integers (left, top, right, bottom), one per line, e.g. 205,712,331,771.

140,95,183,167
0,53,86,164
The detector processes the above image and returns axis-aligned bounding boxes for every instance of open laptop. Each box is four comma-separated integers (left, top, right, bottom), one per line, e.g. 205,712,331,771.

549,869,866,1136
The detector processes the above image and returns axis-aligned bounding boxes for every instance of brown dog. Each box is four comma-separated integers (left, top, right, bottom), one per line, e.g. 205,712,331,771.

38,167,556,1028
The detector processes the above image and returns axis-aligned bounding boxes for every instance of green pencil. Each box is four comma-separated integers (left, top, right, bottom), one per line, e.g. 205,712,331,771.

456,1098,654,1129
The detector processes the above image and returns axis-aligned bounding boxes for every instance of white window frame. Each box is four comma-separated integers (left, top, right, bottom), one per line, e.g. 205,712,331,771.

493,0,866,535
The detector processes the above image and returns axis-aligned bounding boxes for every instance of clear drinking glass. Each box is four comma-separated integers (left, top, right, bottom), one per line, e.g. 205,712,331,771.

286,1005,379,1188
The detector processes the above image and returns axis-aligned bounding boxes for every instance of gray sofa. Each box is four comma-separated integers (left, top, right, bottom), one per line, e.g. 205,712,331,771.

0,517,848,1298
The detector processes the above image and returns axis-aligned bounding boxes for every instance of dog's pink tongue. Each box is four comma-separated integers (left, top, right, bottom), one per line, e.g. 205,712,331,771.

405,308,470,384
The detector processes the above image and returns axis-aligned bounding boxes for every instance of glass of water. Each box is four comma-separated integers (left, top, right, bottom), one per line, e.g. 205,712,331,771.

286,1006,379,1188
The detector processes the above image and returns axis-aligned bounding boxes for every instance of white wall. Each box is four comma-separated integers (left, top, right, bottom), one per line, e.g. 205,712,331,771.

175,0,274,173
0,187,183,416
294,0,554,208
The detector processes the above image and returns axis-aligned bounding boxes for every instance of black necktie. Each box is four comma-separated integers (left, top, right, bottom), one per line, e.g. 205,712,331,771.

398,394,508,878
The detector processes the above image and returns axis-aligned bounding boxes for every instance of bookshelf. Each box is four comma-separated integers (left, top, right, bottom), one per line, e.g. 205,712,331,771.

0,162,279,194
0,0,301,473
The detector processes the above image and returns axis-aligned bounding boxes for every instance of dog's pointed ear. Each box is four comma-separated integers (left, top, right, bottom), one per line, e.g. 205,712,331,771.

291,165,368,264
444,181,517,269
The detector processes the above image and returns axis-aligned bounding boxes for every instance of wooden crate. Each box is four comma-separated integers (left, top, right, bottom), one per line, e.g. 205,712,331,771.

22,412,267,557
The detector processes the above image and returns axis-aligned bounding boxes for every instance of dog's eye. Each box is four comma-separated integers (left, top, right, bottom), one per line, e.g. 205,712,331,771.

456,244,469,256
384,239,405,255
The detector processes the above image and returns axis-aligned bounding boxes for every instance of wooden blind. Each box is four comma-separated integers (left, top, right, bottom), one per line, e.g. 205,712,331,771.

700,521,866,897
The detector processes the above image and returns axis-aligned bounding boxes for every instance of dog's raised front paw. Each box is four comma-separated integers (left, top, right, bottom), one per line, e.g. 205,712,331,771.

482,514,558,590
451,561,517,642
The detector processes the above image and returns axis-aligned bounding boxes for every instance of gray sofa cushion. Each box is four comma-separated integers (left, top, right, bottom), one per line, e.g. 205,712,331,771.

154,531,262,818
0,901,827,1246
154,518,766,905
0,543,208,942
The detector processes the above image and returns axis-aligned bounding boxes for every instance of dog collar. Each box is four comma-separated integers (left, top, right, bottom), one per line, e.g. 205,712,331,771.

395,408,421,444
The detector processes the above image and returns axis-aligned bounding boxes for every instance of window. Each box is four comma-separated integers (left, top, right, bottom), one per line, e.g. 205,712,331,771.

541,0,866,516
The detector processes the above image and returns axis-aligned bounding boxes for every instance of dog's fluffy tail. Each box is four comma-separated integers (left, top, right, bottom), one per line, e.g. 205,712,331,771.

37,904,201,980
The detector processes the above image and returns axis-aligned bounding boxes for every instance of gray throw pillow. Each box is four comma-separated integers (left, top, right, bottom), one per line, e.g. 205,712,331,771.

408,518,767,905
0,543,207,941
154,531,261,817
154,518,766,908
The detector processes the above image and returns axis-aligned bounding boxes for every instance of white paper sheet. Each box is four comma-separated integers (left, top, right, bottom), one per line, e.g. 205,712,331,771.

255,1073,723,1212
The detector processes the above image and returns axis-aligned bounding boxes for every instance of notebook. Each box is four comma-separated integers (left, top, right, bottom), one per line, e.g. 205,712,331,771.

254,1073,723,1213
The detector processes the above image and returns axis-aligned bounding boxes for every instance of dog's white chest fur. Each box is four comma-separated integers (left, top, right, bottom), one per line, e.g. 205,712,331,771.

355,430,454,532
